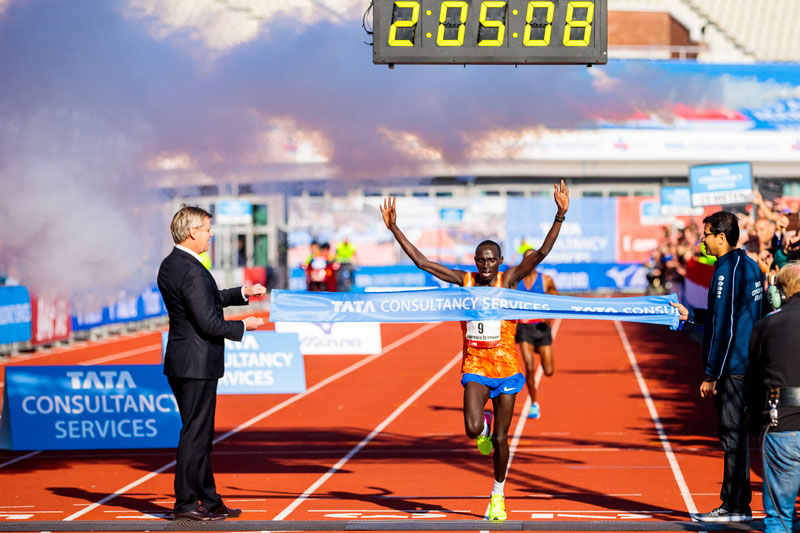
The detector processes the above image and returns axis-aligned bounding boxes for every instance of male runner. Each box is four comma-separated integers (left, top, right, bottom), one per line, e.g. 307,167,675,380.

515,249,558,419
380,181,569,521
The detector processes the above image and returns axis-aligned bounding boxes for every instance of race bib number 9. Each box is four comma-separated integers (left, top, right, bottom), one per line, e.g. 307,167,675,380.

466,320,501,348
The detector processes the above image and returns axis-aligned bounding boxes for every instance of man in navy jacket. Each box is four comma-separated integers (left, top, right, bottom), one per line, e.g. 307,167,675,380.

672,210,763,523
158,205,265,521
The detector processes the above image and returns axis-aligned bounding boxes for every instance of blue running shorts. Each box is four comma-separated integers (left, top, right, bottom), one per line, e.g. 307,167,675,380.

461,372,526,398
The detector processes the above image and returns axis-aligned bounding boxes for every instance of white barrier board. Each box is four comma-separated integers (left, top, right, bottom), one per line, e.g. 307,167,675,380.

274,322,382,355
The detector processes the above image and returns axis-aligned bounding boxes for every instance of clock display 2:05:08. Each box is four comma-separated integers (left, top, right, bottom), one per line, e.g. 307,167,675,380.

387,0,596,48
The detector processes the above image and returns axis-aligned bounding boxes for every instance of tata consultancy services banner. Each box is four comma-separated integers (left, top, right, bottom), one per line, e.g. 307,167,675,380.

161,331,306,394
689,162,753,206
219,332,305,394
1,365,180,450
505,197,617,265
270,288,679,329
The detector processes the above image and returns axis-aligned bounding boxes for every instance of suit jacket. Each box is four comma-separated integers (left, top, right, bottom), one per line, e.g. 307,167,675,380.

158,247,247,379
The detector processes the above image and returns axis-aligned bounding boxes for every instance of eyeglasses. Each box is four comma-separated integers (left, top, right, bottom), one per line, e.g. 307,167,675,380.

697,232,716,246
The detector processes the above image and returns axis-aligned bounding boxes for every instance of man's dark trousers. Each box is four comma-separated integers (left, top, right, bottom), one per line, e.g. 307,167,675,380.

714,374,751,511
168,376,223,513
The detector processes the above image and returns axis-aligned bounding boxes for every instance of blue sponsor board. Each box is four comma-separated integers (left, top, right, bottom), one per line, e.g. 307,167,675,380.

72,285,167,331
290,265,453,292
0,286,32,344
216,200,253,225
660,186,703,216
439,207,464,224
505,197,617,264
291,263,646,292
537,263,647,292
0,365,180,450
689,162,753,206
161,331,306,394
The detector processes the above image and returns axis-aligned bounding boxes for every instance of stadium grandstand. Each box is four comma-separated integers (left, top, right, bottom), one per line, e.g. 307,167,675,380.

609,0,800,62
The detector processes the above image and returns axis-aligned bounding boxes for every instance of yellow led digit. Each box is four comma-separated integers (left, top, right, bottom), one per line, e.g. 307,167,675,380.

437,1,468,47
563,1,593,46
388,1,420,47
523,1,553,47
478,2,507,47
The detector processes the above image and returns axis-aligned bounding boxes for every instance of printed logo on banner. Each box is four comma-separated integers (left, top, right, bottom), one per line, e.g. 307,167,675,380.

274,322,382,355
506,198,617,264
1,365,180,451
689,162,753,206
0,286,32,345
220,332,305,394
161,331,306,394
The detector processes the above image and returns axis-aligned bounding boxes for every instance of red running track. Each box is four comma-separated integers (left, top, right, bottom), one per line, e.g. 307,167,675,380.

0,317,768,526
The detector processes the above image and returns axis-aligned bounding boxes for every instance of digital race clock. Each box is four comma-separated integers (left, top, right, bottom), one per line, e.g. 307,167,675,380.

373,0,607,66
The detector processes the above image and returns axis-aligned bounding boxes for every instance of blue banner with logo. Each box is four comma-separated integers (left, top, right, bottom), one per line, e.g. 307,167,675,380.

537,263,648,292
505,198,617,265
689,162,753,206
72,285,167,331
0,286,32,344
270,288,679,329
1,365,180,450
161,331,306,394
291,263,647,293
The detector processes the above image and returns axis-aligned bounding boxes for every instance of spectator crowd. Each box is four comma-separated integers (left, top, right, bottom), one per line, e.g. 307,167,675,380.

646,189,800,305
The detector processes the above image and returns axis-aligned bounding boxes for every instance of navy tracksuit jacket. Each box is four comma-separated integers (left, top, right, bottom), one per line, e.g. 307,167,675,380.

687,248,763,379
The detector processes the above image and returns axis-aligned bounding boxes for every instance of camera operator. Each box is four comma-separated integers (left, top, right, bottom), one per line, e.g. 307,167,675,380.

745,262,800,533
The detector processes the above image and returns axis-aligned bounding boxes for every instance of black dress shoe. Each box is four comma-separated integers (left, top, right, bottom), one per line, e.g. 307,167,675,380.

173,506,226,521
210,504,242,518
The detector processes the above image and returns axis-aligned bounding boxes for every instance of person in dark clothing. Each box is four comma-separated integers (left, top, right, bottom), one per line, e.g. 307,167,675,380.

158,205,265,521
671,210,763,523
745,262,800,533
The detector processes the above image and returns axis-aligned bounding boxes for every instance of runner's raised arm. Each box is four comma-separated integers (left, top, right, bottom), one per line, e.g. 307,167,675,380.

380,196,465,286
504,179,570,288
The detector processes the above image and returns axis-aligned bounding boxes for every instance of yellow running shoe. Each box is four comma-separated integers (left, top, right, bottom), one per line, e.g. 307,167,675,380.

475,410,493,455
476,435,493,455
488,494,507,521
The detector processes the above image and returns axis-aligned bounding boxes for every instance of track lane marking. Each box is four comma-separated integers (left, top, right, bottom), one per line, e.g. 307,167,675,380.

0,332,162,367
0,451,41,470
63,322,441,522
78,344,161,365
613,321,698,516
273,348,463,520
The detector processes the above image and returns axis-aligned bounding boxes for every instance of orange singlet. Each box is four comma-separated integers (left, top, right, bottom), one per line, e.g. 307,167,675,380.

460,272,522,379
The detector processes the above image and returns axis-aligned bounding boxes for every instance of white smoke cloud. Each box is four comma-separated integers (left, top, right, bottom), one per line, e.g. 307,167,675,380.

123,0,365,52
0,108,167,304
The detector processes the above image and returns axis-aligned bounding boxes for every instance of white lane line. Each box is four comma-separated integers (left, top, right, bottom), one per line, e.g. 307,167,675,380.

273,349,463,521
481,319,560,524
0,333,159,367
614,321,698,515
0,451,41,470
79,344,161,365
63,322,440,522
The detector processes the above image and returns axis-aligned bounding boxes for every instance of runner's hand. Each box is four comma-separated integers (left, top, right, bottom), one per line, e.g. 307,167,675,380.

380,196,397,229
554,179,569,215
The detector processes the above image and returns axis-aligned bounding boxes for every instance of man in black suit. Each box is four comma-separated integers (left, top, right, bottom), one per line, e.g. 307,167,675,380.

158,205,265,521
